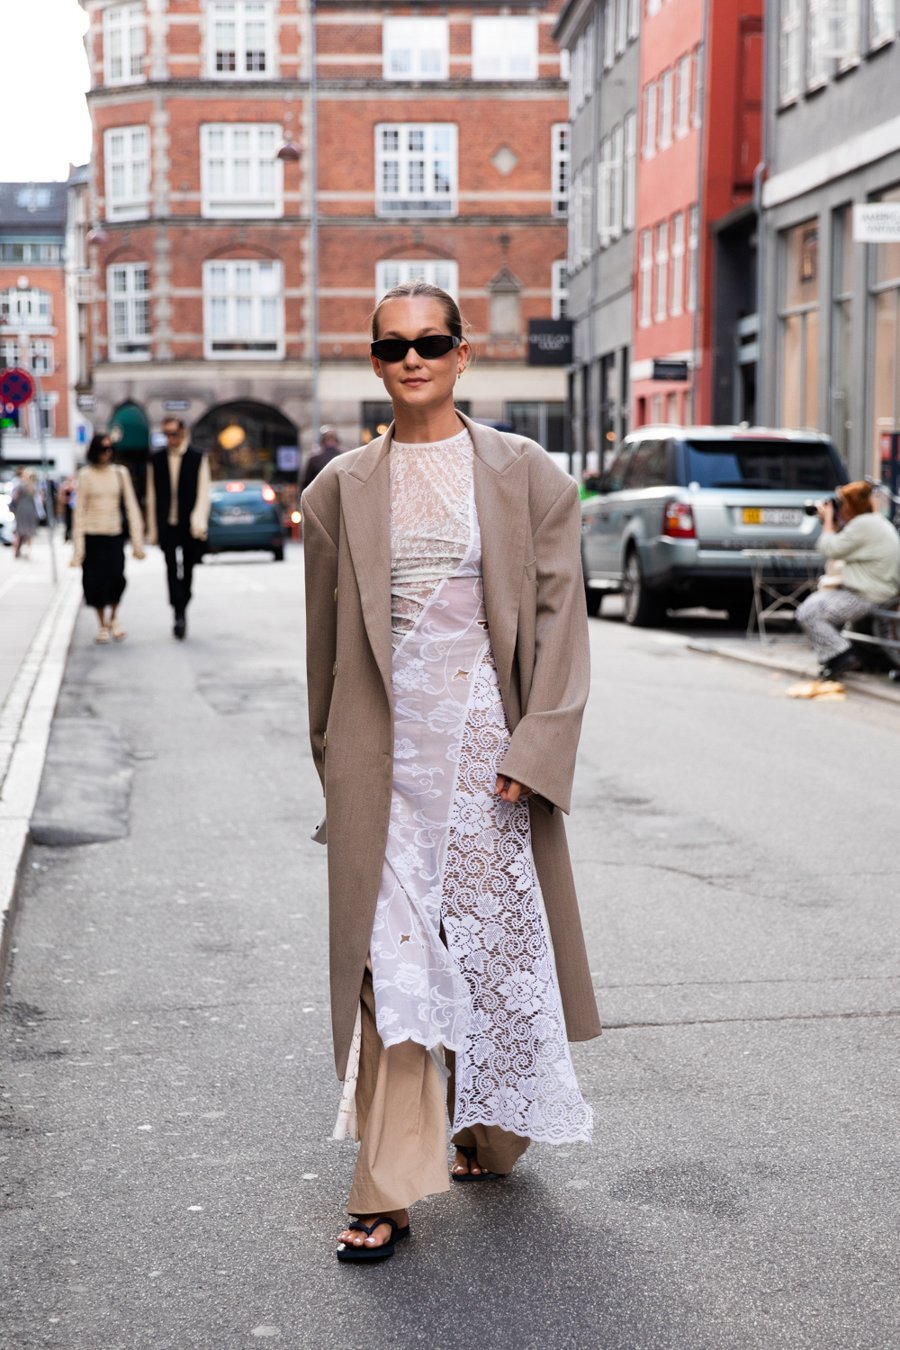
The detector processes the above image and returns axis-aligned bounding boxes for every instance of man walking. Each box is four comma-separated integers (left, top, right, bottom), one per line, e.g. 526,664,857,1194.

300,427,343,493
146,417,211,639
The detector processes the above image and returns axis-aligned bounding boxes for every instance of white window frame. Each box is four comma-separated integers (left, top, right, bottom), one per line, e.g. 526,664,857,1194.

658,68,674,148
610,124,624,240
2,287,52,328
551,260,568,320
29,339,55,375
472,16,538,80
203,259,284,360
836,0,861,67
870,0,896,48
104,125,150,222
104,3,145,85
376,124,457,217
597,136,611,246
628,0,641,39
552,124,570,218
655,221,669,322
687,205,699,313
207,1,274,79
382,17,449,81
692,44,703,127
615,0,628,53
780,0,801,102
108,263,151,362
807,0,830,86
200,123,283,218
37,393,56,437
623,112,636,231
647,0,662,15
375,259,458,298
675,53,691,137
643,81,657,158
670,212,685,316
603,0,616,68
639,229,653,327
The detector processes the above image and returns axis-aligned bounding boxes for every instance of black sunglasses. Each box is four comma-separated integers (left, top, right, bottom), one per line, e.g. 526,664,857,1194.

371,334,461,363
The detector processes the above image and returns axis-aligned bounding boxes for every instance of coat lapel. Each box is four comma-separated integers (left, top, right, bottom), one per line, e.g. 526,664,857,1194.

338,431,394,706
463,415,529,701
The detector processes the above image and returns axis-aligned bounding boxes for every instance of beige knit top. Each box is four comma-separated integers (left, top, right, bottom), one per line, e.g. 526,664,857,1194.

71,464,145,566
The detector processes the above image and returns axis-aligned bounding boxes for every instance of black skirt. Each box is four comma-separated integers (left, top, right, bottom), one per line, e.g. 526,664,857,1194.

82,534,126,610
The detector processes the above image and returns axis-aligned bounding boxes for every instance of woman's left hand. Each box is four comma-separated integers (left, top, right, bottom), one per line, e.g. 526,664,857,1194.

495,775,532,803
133,548,146,560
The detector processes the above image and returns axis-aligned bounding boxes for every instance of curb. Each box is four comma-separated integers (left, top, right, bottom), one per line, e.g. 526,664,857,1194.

685,638,900,707
0,571,81,983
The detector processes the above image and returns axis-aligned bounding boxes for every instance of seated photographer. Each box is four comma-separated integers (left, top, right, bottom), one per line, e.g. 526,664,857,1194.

796,481,900,680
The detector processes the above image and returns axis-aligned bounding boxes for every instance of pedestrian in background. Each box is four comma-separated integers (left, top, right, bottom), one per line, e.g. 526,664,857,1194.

70,433,145,643
10,468,39,559
145,417,211,640
58,473,78,542
302,281,599,1264
797,480,900,680
301,427,343,493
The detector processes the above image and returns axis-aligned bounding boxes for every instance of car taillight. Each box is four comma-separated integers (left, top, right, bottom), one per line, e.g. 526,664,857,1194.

262,485,276,503
225,481,245,493
663,501,696,539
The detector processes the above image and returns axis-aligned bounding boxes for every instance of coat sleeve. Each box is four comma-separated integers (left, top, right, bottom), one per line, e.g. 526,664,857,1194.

301,491,339,793
496,479,589,815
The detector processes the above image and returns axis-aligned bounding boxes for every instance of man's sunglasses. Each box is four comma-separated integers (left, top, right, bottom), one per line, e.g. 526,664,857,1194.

370,334,461,363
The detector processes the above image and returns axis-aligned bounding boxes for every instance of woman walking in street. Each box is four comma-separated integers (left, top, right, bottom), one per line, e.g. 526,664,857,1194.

71,433,145,643
10,468,40,559
302,281,600,1263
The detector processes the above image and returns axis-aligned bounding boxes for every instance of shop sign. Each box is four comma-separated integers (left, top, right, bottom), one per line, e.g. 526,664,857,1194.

652,359,689,382
853,203,900,243
527,319,573,366
163,399,191,412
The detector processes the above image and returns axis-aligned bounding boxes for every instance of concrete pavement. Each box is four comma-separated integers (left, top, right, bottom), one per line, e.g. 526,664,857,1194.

0,532,81,975
1,546,897,1349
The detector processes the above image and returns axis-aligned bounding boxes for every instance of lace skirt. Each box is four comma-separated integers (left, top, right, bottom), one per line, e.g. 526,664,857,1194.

361,569,592,1146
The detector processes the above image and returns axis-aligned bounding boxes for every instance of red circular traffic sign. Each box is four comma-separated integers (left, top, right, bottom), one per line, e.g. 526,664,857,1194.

0,367,35,407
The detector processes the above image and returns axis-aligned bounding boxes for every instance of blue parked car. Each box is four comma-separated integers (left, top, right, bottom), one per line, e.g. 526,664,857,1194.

205,480,284,561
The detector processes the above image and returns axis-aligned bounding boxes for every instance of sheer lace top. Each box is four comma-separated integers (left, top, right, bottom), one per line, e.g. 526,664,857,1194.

389,427,475,643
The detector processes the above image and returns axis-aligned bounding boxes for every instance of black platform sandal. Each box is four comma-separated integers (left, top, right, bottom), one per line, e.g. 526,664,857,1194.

336,1215,410,1263
451,1144,505,1183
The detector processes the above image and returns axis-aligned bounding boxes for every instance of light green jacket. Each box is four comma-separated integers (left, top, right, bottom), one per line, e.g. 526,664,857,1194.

818,512,900,604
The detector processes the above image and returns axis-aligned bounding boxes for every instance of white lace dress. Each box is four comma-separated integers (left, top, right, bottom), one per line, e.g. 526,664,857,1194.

340,427,591,1145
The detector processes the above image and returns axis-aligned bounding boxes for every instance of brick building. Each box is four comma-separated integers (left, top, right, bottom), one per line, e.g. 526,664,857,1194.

631,0,762,430
81,0,571,478
0,182,72,469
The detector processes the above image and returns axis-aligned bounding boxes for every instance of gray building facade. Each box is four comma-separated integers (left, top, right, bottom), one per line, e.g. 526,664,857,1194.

760,0,900,480
554,0,640,475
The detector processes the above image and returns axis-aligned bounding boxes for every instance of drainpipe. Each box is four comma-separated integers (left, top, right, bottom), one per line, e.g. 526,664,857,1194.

691,0,711,422
753,0,772,425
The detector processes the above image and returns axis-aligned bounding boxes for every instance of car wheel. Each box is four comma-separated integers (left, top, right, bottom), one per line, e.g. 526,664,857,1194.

622,549,666,627
272,544,285,561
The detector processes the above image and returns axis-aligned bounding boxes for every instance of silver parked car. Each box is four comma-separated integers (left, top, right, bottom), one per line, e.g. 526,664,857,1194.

581,425,848,625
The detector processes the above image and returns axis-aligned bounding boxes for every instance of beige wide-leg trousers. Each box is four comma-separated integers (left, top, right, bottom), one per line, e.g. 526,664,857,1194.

346,973,530,1215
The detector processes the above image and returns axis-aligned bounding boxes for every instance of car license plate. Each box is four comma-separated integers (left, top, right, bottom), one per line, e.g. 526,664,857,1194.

222,512,254,525
742,508,803,526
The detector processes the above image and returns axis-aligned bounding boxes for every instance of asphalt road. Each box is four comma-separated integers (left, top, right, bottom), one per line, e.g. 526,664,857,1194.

1,547,898,1350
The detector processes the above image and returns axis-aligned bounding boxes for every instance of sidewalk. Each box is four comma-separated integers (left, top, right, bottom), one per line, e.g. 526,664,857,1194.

685,626,900,706
0,531,81,977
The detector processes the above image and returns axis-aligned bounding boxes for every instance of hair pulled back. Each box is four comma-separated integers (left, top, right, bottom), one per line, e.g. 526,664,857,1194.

370,279,464,340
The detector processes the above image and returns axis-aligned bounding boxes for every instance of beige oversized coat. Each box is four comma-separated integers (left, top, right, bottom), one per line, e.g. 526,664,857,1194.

302,413,601,1077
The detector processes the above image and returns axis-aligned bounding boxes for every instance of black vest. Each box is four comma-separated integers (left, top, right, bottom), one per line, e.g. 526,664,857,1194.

152,445,202,541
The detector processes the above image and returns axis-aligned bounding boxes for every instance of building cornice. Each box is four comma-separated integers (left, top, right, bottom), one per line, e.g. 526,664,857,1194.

763,113,900,209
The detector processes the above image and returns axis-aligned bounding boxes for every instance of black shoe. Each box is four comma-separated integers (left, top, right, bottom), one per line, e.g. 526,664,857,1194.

173,614,186,640
822,647,858,680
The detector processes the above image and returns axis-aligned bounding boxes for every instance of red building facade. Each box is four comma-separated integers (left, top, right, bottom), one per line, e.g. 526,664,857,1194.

81,0,571,472
631,0,762,428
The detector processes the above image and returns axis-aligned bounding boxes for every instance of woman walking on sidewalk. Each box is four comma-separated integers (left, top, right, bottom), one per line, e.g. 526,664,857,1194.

10,469,40,559
302,281,600,1263
70,433,145,643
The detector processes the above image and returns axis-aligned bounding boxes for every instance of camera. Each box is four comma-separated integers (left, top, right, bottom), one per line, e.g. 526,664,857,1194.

803,496,840,517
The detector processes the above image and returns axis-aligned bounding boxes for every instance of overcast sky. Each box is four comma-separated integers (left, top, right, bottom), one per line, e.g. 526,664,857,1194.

0,0,92,182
